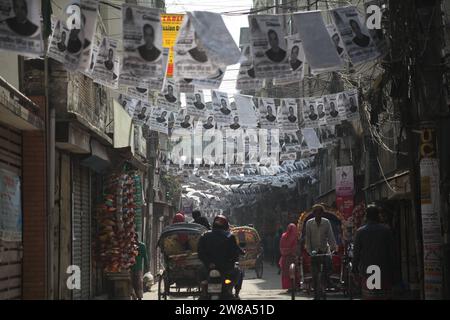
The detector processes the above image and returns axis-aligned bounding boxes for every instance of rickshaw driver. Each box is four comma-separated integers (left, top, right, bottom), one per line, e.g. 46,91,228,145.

198,215,244,298
305,204,337,299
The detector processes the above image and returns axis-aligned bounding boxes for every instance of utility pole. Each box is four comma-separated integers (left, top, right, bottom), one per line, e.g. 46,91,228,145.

389,0,447,299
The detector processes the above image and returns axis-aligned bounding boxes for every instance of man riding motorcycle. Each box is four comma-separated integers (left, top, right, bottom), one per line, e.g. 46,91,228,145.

197,215,244,299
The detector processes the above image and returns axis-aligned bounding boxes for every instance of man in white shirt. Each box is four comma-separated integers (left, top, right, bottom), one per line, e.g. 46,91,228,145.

305,204,337,299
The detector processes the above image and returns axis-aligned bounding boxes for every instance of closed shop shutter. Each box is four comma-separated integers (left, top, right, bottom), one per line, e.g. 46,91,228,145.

0,123,22,300
72,159,91,300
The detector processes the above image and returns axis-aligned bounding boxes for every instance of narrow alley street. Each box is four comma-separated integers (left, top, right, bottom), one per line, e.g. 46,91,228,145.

144,262,348,300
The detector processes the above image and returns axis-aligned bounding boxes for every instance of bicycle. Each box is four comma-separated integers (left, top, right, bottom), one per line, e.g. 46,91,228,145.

310,252,332,300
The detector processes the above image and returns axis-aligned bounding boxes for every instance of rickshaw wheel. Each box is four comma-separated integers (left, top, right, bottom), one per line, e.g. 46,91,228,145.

255,259,263,279
158,273,168,300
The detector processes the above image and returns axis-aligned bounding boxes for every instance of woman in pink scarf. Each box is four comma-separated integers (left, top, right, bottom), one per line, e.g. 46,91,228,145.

279,223,299,290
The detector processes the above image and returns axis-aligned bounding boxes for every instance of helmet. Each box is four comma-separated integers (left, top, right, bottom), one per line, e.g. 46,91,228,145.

212,215,229,230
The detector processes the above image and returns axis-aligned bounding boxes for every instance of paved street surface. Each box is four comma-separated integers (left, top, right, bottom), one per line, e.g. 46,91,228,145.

144,262,349,300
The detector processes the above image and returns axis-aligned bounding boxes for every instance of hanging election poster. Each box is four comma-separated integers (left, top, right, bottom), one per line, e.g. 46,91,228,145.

149,107,172,134
302,97,319,128
315,97,327,126
319,125,337,147
302,127,322,152
132,100,152,126
156,78,181,111
127,86,149,101
244,130,259,164
345,89,359,121
277,99,299,132
324,93,342,125
146,47,169,92
327,24,347,60
228,111,242,131
259,98,278,129
92,37,120,89
211,90,232,125
273,34,305,85
236,44,264,91
186,90,206,118
121,4,163,86
364,0,388,56
118,93,139,117
233,94,259,129
336,91,349,121
247,14,291,78
0,168,22,241
83,14,104,77
175,108,194,130
161,14,184,77
292,11,344,74
201,112,216,131
281,131,301,153
78,0,100,72
174,12,240,79
0,0,44,57
331,6,380,65
47,19,82,71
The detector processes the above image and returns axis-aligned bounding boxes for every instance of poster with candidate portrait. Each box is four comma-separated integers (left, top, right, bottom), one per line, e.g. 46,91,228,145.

277,99,299,132
336,91,349,121
83,15,105,77
331,6,380,65
47,18,83,71
324,93,342,125
174,11,240,79
156,78,180,112
292,11,344,75
78,0,100,72
280,130,301,153
92,37,120,89
118,94,139,117
121,4,163,86
211,90,232,125
175,108,194,131
146,47,170,92
233,94,258,129
132,100,152,126
273,34,305,85
186,90,206,118
248,14,291,78
149,107,172,134
201,111,216,131
0,0,44,57
174,14,220,79
259,98,278,129
345,89,359,121
236,44,263,91
319,125,337,148
302,98,319,128
327,24,347,60
315,97,327,126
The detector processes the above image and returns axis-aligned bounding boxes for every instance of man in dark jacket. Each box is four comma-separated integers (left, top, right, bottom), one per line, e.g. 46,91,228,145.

198,215,243,298
353,204,395,299
192,210,211,230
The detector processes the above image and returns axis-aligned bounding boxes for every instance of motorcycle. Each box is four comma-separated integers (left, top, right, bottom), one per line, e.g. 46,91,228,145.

202,263,239,300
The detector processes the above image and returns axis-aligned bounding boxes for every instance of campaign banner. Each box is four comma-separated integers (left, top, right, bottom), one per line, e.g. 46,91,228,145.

211,90,232,125
336,165,354,220
132,100,152,126
273,34,305,85
259,98,278,129
302,97,319,128
277,99,299,132
156,78,181,112
161,14,184,77
186,89,207,118
324,93,342,125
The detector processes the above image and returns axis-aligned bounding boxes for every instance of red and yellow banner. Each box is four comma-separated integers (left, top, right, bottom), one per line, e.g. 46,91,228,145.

161,14,184,78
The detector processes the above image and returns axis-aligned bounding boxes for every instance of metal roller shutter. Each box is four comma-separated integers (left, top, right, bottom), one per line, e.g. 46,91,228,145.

0,123,22,300
72,159,91,300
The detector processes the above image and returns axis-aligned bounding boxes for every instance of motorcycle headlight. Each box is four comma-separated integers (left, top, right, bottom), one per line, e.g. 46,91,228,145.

224,279,232,285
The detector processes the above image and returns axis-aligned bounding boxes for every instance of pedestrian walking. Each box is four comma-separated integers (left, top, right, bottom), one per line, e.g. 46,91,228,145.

130,234,149,300
353,204,395,300
279,224,298,291
305,204,336,299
